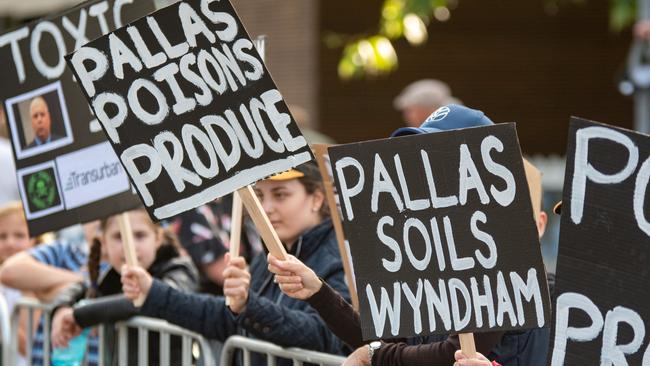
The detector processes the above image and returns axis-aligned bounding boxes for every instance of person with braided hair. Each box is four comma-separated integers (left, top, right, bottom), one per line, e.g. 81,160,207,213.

49,208,199,365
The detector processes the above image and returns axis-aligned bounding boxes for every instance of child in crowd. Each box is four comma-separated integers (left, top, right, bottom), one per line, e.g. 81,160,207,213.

0,220,97,366
121,161,351,366
49,208,198,365
0,202,35,264
0,201,37,365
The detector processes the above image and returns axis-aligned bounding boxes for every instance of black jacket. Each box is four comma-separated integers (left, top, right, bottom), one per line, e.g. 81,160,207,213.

139,218,351,365
52,243,199,365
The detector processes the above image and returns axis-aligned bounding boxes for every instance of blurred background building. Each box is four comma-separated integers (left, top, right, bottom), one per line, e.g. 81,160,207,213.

0,0,638,272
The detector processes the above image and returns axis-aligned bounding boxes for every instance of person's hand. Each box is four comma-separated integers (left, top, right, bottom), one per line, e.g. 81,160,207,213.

267,253,322,300
51,307,82,349
636,20,650,40
223,253,251,314
121,265,153,302
341,345,371,366
454,350,492,366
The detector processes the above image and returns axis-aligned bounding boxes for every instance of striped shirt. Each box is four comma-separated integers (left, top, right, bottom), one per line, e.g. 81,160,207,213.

28,241,100,366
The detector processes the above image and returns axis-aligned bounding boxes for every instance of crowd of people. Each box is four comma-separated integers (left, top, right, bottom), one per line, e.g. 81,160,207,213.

0,81,541,366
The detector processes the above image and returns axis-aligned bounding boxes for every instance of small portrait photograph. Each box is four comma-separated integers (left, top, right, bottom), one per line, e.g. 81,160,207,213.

17,161,65,220
5,81,73,159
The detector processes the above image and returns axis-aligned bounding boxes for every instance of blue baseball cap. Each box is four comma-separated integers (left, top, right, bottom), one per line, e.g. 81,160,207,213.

391,104,494,137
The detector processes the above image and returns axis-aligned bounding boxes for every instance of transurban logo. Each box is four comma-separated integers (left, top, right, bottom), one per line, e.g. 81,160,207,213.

64,162,123,191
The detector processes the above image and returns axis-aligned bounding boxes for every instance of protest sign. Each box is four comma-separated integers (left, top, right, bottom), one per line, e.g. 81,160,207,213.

328,123,551,340
66,0,312,257
313,143,359,310
551,118,650,365
0,0,155,236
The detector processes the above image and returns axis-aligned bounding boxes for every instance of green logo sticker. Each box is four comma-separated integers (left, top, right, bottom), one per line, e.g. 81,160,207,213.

25,169,60,211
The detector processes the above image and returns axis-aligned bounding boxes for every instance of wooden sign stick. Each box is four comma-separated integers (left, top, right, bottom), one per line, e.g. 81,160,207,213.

229,192,244,258
312,144,359,310
226,192,243,306
459,333,477,359
236,186,287,260
117,212,145,307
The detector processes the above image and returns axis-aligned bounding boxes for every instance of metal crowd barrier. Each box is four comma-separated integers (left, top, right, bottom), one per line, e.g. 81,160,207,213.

9,297,56,366
9,298,214,366
220,335,346,366
107,315,216,366
8,298,344,366
0,294,11,366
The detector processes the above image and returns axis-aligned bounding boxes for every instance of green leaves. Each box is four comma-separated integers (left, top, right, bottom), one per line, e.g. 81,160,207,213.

338,36,398,79
332,0,635,80
609,0,636,32
334,0,452,80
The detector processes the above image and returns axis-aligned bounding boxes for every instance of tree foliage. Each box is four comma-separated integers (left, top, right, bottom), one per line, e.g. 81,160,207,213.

331,0,637,80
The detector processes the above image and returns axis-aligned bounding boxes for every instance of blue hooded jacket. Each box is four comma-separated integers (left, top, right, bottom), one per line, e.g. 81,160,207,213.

139,218,350,365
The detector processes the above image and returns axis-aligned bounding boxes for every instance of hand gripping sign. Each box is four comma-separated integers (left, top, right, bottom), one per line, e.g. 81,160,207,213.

551,117,650,365
328,123,551,347
66,0,313,259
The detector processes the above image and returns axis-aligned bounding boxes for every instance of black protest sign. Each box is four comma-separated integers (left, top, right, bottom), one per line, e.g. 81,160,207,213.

328,123,551,340
551,118,650,365
0,0,155,236
66,0,313,222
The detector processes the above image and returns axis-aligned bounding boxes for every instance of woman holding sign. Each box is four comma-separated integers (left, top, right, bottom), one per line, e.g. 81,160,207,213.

121,161,351,363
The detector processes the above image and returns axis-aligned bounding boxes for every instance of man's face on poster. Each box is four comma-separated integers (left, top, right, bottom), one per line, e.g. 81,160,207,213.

30,98,51,142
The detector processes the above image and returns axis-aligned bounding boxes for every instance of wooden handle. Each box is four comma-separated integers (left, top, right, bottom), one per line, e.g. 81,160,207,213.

229,192,243,258
117,212,145,307
226,192,244,306
459,333,477,359
312,144,359,310
236,186,287,260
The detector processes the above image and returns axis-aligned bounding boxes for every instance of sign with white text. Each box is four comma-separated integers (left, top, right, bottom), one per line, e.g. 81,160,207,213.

329,123,551,340
0,0,154,235
551,118,650,365
66,0,313,221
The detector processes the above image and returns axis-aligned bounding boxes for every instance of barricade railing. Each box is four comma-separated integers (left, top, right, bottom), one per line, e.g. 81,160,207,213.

11,298,215,366
10,297,56,366
9,298,343,366
220,335,346,366
0,293,11,366
105,315,216,366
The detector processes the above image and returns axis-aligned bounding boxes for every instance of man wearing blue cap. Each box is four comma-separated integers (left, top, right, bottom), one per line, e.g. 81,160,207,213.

385,104,552,366
391,104,494,137
268,104,551,366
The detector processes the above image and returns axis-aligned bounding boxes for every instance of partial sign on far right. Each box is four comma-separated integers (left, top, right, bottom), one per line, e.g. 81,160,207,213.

551,117,650,365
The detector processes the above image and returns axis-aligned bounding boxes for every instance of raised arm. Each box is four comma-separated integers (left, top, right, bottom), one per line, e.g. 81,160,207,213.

366,331,504,366
268,253,363,348
0,252,82,299
122,266,237,341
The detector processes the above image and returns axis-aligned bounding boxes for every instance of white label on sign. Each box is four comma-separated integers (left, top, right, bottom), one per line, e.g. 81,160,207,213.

55,141,131,209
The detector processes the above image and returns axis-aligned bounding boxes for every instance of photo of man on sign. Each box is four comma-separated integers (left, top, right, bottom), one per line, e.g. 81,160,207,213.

5,81,73,159
25,96,63,148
